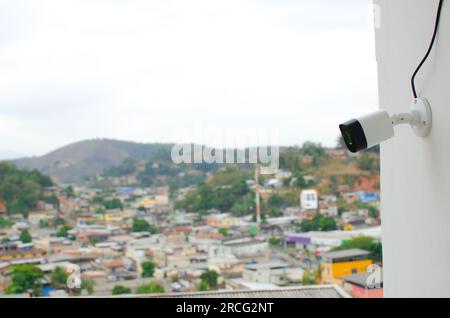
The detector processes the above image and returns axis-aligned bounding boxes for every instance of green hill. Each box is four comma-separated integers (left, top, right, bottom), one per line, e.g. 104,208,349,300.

13,139,173,184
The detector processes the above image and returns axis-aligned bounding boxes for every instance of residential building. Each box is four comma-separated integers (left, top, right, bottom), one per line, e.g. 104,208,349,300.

300,189,318,211
205,213,235,228
320,249,372,286
342,270,383,298
0,243,47,262
242,261,303,286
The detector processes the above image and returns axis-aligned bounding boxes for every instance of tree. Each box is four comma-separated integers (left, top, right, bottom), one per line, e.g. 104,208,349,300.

318,216,337,232
198,280,209,291
19,229,32,243
218,227,229,237
0,163,53,217
132,219,158,233
112,285,131,295
104,198,123,210
298,213,337,232
302,270,316,286
279,147,302,172
56,225,72,238
5,265,44,295
301,142,325,166
65,186,75,198
82,279,94,295
50,267,69,289
268,194,282,208
141,261,155,278
200,270,218,289
135,283,164,294
0,217,13,228
268,236,281,246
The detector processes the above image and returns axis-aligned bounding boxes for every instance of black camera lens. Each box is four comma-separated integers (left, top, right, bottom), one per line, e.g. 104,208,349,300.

339,119,367,153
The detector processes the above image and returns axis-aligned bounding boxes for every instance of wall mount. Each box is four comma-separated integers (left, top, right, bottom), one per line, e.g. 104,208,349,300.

391,97,432,137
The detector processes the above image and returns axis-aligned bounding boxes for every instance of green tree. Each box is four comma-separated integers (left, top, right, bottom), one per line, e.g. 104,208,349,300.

0,217,13,228
50,267,69,289
268,236,281,246
318,216,337,231
43,194,60,209
65,186,75,198
19,229,32,243
302,270,316,286
198,280,209,291
82,279,94,295
104,198,124,210
301,142,325,166
56,225,72,238
141,261,155,278
5,265,44,295
132,219,158,233
268,194,282,208
112,285,132,295
200,270,218,289
218,227,229,237
135,283,164,294
279,147,302,172
298,213,337,232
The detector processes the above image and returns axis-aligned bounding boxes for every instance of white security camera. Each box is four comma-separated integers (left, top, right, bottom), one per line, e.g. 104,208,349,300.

339,97,432,153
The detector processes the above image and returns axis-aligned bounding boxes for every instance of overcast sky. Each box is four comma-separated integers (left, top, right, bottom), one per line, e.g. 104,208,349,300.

0,0,379,158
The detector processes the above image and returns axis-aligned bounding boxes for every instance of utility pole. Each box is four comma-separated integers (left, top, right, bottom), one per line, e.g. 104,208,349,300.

255,163,261,225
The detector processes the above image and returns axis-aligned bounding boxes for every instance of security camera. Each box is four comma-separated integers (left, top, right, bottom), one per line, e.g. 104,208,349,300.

339,97,432,153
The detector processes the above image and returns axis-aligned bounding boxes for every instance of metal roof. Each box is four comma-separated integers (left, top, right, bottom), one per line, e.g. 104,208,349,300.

321,248,370,259
342,270,383,288
137,285,350,298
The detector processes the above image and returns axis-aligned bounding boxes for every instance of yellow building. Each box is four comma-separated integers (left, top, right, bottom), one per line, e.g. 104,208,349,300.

321,249,372,286
0,244,47,262
103,210,124,224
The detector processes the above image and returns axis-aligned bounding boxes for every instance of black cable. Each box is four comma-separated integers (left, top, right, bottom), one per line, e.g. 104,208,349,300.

411,0,444,98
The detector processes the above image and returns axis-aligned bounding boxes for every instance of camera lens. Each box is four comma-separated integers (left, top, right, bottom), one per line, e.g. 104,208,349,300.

339,119,367,153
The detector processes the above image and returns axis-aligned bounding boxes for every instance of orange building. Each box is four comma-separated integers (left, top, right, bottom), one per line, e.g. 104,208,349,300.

320,249,372,286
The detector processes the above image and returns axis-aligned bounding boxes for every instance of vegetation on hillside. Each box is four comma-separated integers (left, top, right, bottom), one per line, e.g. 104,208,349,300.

0,162,54,217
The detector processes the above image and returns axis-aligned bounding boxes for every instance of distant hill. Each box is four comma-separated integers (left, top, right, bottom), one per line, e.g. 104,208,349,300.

13,139,173,184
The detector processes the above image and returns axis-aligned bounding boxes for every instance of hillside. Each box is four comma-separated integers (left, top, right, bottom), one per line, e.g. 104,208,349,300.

0,162,54,217
13,139,173,184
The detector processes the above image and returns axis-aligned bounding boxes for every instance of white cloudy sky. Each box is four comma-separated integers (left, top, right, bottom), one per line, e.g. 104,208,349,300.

0,0,379,157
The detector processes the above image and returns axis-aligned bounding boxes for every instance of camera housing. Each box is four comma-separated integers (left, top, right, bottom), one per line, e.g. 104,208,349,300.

339,97,432,153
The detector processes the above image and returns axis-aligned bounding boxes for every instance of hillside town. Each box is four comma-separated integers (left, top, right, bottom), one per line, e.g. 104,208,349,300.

0,144,383,298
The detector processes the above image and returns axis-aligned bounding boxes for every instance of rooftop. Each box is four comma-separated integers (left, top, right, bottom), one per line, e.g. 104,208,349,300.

342,270,384,288
321,248,370,260
134,285,350,298
245,261,290,271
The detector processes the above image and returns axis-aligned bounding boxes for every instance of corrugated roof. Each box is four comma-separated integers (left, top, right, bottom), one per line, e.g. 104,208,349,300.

137,285,350,298
321,248,370,259
342,270,383,288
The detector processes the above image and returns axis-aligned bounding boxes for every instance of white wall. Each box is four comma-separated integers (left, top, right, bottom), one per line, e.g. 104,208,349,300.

374,0,450,297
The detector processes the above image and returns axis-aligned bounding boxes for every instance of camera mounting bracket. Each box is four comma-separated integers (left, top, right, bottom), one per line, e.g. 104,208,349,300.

390,97,432,137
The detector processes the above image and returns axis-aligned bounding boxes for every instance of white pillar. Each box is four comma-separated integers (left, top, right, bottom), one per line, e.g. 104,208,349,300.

374,0,450,297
